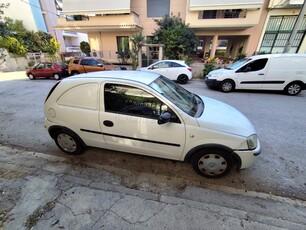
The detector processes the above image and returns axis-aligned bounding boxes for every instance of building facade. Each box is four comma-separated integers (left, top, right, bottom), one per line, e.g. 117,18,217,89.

3,0,87,53
257,0,306,54
55,0,305,63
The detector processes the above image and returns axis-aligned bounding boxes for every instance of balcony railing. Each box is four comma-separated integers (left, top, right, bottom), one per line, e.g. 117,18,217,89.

200,9,247,19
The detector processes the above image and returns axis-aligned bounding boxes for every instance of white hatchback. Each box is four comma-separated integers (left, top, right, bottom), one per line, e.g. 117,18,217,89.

138,60,192,84
44,71,261,178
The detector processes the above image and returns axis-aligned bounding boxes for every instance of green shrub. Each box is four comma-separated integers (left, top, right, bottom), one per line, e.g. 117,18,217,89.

203,63,216,78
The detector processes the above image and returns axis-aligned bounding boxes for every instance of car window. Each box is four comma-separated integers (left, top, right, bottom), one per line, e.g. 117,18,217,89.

153,61,170,69
81,59,100,66
73,59,79,64
104,83,180,122
45,63,53,69
36,63,44,69
240,58,268,72
171,62,183,67
57,83,98,110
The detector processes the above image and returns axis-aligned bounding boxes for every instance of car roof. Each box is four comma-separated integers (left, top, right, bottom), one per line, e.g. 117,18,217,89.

68,70,160,85
249,53,306,60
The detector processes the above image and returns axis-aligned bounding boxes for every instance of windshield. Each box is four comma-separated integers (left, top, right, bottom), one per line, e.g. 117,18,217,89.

149,76,201,117
226,58,251,70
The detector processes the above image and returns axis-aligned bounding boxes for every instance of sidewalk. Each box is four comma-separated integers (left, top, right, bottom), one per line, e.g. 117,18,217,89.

0,145,305,230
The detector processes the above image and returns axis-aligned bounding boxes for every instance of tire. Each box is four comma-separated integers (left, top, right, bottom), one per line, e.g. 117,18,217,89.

191,149,232,178
177,74,188,84
54,130,85,155
220,80,235,93
28,73,35,80
53,74,60,80
71,71,79,76
284,82,302,96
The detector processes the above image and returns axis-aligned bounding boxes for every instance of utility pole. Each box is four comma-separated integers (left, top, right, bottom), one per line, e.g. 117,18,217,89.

283,0,306,53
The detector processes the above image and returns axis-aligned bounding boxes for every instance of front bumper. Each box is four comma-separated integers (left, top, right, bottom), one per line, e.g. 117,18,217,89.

205,78,222,88
233,140,261,169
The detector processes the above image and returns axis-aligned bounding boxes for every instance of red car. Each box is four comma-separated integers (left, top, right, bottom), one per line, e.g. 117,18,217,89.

26,62,69,80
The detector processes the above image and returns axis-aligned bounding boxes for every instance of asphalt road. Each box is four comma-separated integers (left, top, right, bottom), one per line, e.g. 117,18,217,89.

0,71,305,201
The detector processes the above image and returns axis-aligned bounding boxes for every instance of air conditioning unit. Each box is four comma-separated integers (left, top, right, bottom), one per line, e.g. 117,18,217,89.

91,51,102,58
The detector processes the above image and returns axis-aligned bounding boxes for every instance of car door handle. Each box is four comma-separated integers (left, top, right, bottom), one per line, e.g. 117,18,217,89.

258,73,264,75
103,120,114,127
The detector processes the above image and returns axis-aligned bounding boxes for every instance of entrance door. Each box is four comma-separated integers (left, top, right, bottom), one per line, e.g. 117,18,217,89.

99,82,185,160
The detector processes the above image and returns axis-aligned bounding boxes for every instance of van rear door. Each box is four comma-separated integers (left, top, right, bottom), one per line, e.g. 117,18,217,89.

235,58,268,89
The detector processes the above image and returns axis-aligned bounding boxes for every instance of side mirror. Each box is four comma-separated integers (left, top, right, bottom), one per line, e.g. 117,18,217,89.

158,112,172,125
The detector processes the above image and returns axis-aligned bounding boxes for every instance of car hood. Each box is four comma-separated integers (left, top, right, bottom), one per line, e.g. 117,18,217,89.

208,68,226,75
196,96,256,137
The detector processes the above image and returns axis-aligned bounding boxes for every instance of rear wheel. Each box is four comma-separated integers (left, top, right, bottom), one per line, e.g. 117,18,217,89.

177,74,188,84
191,149,233,178
53,73,60,80
53,130,85,155
220,80,235,93
284,82,302,96
28,73,35,80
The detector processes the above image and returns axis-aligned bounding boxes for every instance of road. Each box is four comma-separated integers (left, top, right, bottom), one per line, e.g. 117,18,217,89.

0,71,305,201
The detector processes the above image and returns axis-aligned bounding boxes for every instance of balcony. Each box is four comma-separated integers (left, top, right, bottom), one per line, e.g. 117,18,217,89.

189,0,264,10
268,0,304,8
54,12,142,32
186,8,262,30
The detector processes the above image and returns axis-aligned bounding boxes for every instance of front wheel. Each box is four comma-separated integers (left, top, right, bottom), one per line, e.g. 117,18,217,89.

284,82,302,96
54,130,85,155
220,80,235,93
191,149,233,178
177,74,188,84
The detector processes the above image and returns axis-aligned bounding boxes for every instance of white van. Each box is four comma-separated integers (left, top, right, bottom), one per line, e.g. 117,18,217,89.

205,54,306,95
44,71,261,178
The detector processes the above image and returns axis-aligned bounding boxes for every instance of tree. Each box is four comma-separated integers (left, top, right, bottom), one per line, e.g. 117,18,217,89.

80,41,91,56
153,15,197,60
130,32,144,69
0,3,10,64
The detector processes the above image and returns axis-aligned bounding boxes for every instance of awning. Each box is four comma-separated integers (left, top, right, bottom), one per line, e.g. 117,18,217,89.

62,0,131,15
189,0,264,11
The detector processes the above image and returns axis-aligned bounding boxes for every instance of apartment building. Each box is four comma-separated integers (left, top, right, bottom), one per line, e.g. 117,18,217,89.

3,0,87,53
55,0,305,63
257,0,306,54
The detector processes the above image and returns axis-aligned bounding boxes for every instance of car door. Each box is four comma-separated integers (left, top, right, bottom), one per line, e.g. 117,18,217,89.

44,63,55,77
148,61,173,79
33,63,45,77
99,82,186,160
235,58,268,89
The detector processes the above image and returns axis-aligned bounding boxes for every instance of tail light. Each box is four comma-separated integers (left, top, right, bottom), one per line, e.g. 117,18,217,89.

187,68,192,72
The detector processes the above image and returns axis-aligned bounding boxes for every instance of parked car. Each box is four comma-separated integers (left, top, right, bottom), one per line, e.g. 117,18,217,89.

44,71,261,178
68,57,126,75
26,62,68,80
138,60,192,84
205,54,306,95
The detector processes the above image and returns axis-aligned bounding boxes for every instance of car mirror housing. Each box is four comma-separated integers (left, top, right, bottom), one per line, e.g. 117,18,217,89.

158,112,172,125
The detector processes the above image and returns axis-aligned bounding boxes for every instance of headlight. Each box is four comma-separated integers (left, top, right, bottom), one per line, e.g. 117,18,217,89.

211,73,222,77
247,134,258,150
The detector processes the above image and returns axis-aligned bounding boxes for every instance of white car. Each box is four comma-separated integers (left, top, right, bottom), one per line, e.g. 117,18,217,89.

138,60,192,84
44,71,261,178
